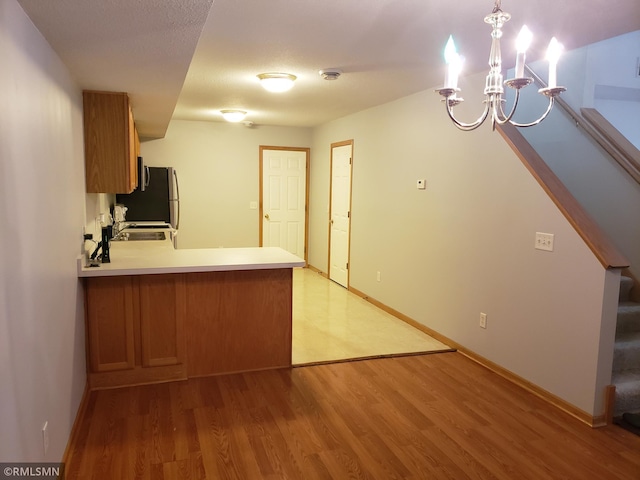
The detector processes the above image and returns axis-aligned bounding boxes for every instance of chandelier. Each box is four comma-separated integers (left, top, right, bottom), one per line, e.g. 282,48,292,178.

435,0,566,131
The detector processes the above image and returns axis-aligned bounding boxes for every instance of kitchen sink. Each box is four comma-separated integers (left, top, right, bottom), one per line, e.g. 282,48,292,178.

113,231,166,241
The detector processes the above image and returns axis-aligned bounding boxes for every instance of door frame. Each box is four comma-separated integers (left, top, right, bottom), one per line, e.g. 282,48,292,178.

259,145,310,262
327,140,354,286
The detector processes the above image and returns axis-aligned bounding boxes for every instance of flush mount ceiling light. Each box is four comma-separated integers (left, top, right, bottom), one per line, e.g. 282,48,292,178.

319,69,343,81
220,109,247,122
435,0,566,131
257,73,297,93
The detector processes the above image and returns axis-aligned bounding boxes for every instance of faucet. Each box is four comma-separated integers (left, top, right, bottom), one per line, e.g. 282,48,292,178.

111,221,139,241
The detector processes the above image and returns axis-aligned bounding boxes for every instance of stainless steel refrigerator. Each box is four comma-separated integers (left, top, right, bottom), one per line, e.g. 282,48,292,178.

115,165,180,246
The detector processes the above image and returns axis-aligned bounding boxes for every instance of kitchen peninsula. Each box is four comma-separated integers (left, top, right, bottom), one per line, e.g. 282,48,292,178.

78,239,305,389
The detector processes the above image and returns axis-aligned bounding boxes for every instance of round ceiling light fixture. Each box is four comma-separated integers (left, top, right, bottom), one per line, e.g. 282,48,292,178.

257,73,297,93
319,68,343,81
220,109,247,122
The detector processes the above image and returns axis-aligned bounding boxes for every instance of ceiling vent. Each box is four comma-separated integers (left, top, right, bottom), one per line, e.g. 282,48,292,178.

319,69,343,81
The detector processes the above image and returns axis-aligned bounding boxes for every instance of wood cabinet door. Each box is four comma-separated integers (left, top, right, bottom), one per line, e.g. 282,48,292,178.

138,274,186,368
85,277,136,372
83,90,137,193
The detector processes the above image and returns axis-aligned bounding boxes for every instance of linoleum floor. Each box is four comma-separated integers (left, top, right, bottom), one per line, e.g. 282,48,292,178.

292,268,452,365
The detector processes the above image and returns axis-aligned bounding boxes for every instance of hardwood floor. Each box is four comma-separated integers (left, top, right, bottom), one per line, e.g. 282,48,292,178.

66,352,640,479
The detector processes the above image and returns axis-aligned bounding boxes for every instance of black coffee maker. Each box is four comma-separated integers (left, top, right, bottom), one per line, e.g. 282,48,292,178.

100,225,112,263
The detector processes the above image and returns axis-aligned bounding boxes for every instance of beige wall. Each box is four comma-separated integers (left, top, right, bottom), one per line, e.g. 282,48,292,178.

140,120,312,249
309,78,619,417
0,0,87,462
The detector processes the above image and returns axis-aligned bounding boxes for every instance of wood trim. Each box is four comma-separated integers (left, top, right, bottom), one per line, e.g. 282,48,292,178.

61,383,90,469
460,349,603,427
307,264,328,278
581,108,640,185
259,147,264,245
258,146,311,262
497,123,629,270
525,67,640,187
348,285,604,427
604,384,616,426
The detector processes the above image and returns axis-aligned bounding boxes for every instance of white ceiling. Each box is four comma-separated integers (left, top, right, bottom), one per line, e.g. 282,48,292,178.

17,0,640,138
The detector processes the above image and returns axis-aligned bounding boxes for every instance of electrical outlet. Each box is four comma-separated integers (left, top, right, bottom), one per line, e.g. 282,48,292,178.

479,313,487,329
42,421,49,455
535,232,554,251
376,271,381,282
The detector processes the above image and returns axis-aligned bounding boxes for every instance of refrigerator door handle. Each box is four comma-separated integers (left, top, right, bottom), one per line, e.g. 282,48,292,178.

138,159,147,192
173,169,180,230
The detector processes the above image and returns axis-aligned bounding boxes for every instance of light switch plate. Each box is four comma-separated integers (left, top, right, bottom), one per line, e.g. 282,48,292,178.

417,179,426,190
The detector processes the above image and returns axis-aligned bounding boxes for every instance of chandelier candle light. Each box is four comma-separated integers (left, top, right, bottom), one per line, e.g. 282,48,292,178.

436,0,566,131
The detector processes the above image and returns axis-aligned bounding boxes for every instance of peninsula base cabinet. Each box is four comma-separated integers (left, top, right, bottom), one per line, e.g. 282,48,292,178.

84,274,187,389
83,268,294,389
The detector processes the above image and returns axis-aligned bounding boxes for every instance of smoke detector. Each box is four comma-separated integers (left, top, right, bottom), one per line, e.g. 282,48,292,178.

319,68,343,81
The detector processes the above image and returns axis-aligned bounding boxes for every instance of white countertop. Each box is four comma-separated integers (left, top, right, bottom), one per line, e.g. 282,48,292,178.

78,239,306,277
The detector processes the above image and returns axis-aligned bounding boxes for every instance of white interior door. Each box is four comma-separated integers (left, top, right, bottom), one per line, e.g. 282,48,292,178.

329,142,353,287
261,148,308,257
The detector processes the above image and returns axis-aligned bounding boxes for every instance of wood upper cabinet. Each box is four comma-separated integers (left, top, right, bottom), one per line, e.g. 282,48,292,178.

83,90,139,193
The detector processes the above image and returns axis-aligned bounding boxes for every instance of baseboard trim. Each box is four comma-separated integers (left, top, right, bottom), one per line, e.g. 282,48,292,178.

604,384,616,426
458,349,601,428
347,285,603,428
61,382,91,468
306,264,328,278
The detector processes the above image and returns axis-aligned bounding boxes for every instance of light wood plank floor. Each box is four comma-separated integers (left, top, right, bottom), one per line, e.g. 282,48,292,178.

293,268,451,364
66,353,640,479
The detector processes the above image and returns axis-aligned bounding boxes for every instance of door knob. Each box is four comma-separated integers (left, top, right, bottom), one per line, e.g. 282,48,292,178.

264,214,270,220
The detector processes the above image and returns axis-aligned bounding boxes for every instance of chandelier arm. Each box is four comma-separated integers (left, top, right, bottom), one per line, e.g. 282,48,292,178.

507,96,555,128
445,98,491,131
494,89,521,125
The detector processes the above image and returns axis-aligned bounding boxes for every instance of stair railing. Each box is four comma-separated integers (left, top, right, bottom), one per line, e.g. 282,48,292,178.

525,65,640,186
